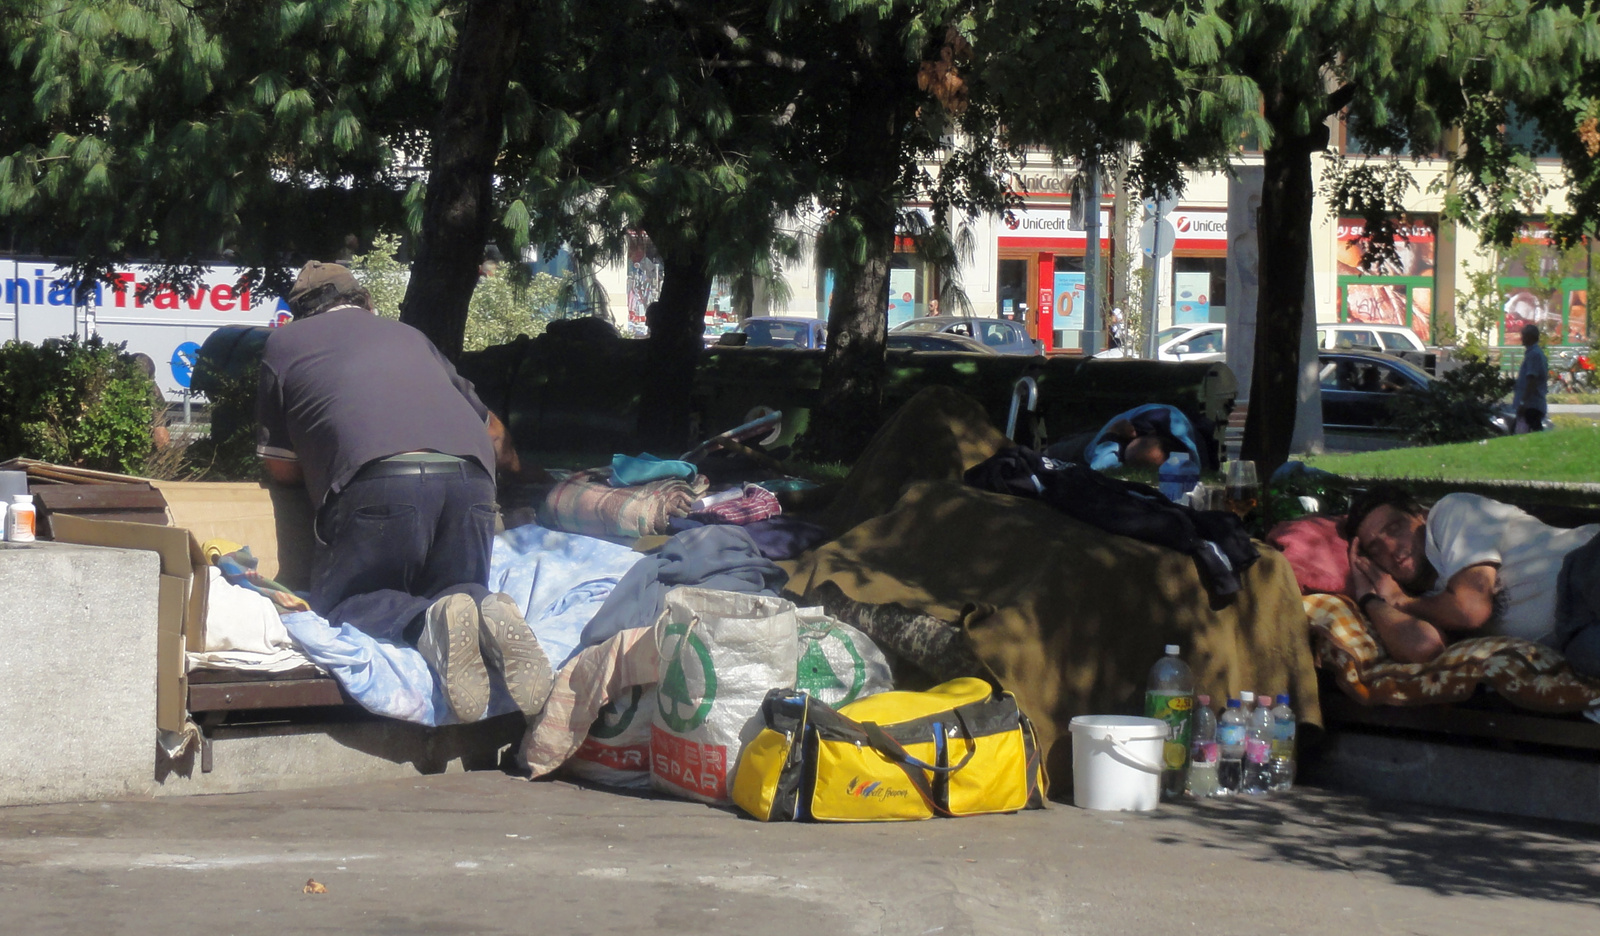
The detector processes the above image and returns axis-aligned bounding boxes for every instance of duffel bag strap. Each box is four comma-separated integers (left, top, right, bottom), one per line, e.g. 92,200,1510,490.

858,714,978,818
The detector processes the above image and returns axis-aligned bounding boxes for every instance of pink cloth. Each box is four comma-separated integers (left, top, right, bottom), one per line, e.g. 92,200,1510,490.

690,483,782,525
1266,515,1353,596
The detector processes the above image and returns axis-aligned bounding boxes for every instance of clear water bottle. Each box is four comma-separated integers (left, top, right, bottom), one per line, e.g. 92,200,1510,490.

1186,694,1219,798
1269,694,1296,792
1158,452,1200,503
1243,689,1273,795
1144,644,1195,800
1216,697,1246,795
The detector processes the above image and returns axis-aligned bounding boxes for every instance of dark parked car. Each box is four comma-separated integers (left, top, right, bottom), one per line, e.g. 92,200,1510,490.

735,316,827,349
891,316,1041,355
885,332,999,354
1319,350,1521,437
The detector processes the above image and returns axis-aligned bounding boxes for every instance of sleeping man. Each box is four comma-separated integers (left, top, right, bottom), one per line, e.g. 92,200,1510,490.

1344,483,1600,677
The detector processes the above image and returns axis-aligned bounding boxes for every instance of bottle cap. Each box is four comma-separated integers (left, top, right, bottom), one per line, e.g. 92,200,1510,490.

1259,690,1272,700
1276,694,1290,705
1164,644,1180,656
13,494,31,504
1239,690,1255,703
1227,698,1241,708
1197,694,1211,705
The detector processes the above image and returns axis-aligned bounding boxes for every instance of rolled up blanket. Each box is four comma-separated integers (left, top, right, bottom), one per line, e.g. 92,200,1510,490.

538,467,709,539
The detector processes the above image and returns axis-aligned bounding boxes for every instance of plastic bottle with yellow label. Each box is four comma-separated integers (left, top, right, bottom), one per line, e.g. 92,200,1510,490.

1144,644,1195,800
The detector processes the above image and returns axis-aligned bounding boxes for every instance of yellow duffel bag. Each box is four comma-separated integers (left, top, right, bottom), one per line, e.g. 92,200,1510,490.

732,677,1048,822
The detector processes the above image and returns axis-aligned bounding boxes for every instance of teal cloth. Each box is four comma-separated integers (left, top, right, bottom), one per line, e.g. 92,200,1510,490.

609,453,697,487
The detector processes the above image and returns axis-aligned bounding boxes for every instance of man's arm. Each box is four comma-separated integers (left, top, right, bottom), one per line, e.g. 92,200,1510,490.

1352,547,1498,663
486,410,520,475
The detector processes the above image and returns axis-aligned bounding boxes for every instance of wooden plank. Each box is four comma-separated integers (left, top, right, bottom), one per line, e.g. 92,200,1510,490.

188,678,352,711
34,484,164,510
1323,692,1600,752
189,665,327,685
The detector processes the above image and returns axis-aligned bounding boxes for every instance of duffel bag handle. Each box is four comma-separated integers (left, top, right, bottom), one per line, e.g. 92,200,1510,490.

860,715,976,775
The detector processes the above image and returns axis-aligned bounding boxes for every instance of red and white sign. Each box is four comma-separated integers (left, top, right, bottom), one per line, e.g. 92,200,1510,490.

1170,210,1228,250
651,725,728,800
1336,218,1436,243
998,207,1112,252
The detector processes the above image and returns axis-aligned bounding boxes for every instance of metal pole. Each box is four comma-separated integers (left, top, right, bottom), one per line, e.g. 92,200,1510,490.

1082,162,1101,354
1143,193,1172,359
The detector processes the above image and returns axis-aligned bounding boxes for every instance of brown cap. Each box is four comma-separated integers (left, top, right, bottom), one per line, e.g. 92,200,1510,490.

287,261,358,306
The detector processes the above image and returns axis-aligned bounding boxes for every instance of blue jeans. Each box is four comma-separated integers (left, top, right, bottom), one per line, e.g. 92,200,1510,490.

309,463,496,642
1554,534,1600,679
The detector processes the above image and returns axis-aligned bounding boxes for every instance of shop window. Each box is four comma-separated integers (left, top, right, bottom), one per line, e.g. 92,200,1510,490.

1335,215,1438,344
1172,257,1227,325
1496,228,1589,344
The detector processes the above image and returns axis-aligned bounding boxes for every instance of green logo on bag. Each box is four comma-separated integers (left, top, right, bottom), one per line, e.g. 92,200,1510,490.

658,622,718,733
589,685,645,740
796,627,867,705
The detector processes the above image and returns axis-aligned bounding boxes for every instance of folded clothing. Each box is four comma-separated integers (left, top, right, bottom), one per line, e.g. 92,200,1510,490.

610,453,698,487
578,524,788,650
202,566,296,654
539,467,708,538
688,483,782,525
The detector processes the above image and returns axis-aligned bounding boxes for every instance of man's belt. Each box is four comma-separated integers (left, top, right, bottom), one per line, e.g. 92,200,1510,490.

353,455,486,482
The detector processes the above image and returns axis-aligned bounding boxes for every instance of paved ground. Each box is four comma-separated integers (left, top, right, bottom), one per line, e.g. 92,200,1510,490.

2,774,1597,936
1549,403,1600,416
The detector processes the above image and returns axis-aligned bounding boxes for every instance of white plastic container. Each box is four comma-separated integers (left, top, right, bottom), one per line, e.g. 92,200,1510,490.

1067,714,1170,812
6,494,36,543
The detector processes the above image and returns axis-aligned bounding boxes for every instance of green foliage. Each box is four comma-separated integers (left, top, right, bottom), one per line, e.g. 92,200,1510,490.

1385,359,1513,445
181,360,263,482
352,233,564,349
0,336,157,472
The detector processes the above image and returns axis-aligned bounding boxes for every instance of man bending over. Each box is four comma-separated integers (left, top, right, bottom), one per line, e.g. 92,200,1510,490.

256,261,551,722
1345,484,1600,677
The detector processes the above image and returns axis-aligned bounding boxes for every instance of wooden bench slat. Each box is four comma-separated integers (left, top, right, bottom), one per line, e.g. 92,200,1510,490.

1323,691,1600,752
189,678,352,712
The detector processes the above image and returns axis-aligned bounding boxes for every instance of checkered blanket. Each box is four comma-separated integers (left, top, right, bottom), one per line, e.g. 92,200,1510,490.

538,468,709,539
690,484,782,525
1305,593,1600,712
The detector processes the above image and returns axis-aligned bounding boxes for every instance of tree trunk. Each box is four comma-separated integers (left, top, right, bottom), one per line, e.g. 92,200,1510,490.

806,57,903,463
399,0,525,360
1240,137,1316,477
638,244,712,451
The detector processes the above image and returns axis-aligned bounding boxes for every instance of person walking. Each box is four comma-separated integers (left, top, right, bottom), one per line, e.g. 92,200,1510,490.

1514,323,1548,433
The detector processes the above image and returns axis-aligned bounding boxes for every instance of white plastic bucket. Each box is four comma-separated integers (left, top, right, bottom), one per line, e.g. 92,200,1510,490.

1067,715,1170,812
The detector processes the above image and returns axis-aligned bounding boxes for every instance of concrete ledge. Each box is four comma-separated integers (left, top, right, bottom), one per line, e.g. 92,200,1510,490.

153,713,526,797
0,541,161,806
1304,728,1600,825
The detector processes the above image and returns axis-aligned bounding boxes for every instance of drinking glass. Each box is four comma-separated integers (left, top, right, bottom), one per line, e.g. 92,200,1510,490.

1225,460,1259,517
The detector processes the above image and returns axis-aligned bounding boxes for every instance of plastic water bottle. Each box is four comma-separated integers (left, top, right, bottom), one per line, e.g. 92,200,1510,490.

1243,689,1273,794
1186,694,1219,798
1158,452,1200,503
1144,644,1195,800
1269,694,1296,792
1216,697,1246,795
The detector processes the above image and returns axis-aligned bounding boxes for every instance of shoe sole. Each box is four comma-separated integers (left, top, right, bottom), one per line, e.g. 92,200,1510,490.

423,594,491,722
480,594,554,716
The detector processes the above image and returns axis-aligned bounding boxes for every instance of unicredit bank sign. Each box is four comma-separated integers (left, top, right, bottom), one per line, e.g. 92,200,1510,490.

998,207,1112,251
1169,210,1227,249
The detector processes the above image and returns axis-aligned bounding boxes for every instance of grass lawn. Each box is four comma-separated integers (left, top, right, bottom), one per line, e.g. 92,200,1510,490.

1305,424,1600,484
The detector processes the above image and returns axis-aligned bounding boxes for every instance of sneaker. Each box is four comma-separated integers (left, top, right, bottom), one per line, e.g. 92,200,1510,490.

416,593,491,722
478,593,554,716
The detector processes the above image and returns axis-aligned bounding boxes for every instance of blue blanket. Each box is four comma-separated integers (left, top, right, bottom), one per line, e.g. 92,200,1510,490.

280,523,645,726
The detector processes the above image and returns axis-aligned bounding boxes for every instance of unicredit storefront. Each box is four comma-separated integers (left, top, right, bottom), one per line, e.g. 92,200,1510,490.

996,203,1113,353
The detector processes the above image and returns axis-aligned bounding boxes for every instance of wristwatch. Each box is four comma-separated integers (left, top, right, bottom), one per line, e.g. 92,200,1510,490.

1357,592,1387,614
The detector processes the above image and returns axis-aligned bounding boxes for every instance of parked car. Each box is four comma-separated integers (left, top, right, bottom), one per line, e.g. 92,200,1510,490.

1318,323,1426,354
885,332,999,354
1318,349,1525,437
713,316,827,349
1095,323,1227,362
891,316,1041,355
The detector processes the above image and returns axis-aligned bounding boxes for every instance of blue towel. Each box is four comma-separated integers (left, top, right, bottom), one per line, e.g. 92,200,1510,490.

609,453,698,487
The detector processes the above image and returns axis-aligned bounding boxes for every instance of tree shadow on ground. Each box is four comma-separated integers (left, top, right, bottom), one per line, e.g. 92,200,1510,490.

1147,787,1600,906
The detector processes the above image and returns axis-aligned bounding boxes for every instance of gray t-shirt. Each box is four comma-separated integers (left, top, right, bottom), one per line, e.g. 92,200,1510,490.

1515,343,1548,413
255,306,495,506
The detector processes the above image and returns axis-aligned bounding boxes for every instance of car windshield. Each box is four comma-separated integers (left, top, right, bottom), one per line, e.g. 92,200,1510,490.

1155,326,1188,345
740,320,808,347
1379,331,1418,351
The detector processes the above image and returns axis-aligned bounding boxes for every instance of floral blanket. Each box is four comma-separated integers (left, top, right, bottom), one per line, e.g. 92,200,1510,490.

1305,593,1600,713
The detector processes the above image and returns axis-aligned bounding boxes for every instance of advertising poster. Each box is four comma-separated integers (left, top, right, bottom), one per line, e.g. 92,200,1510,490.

1173,272,1211,324
1335,216,1436,345
887,268,917,327
1052,271,1085,331
626,234,663,335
